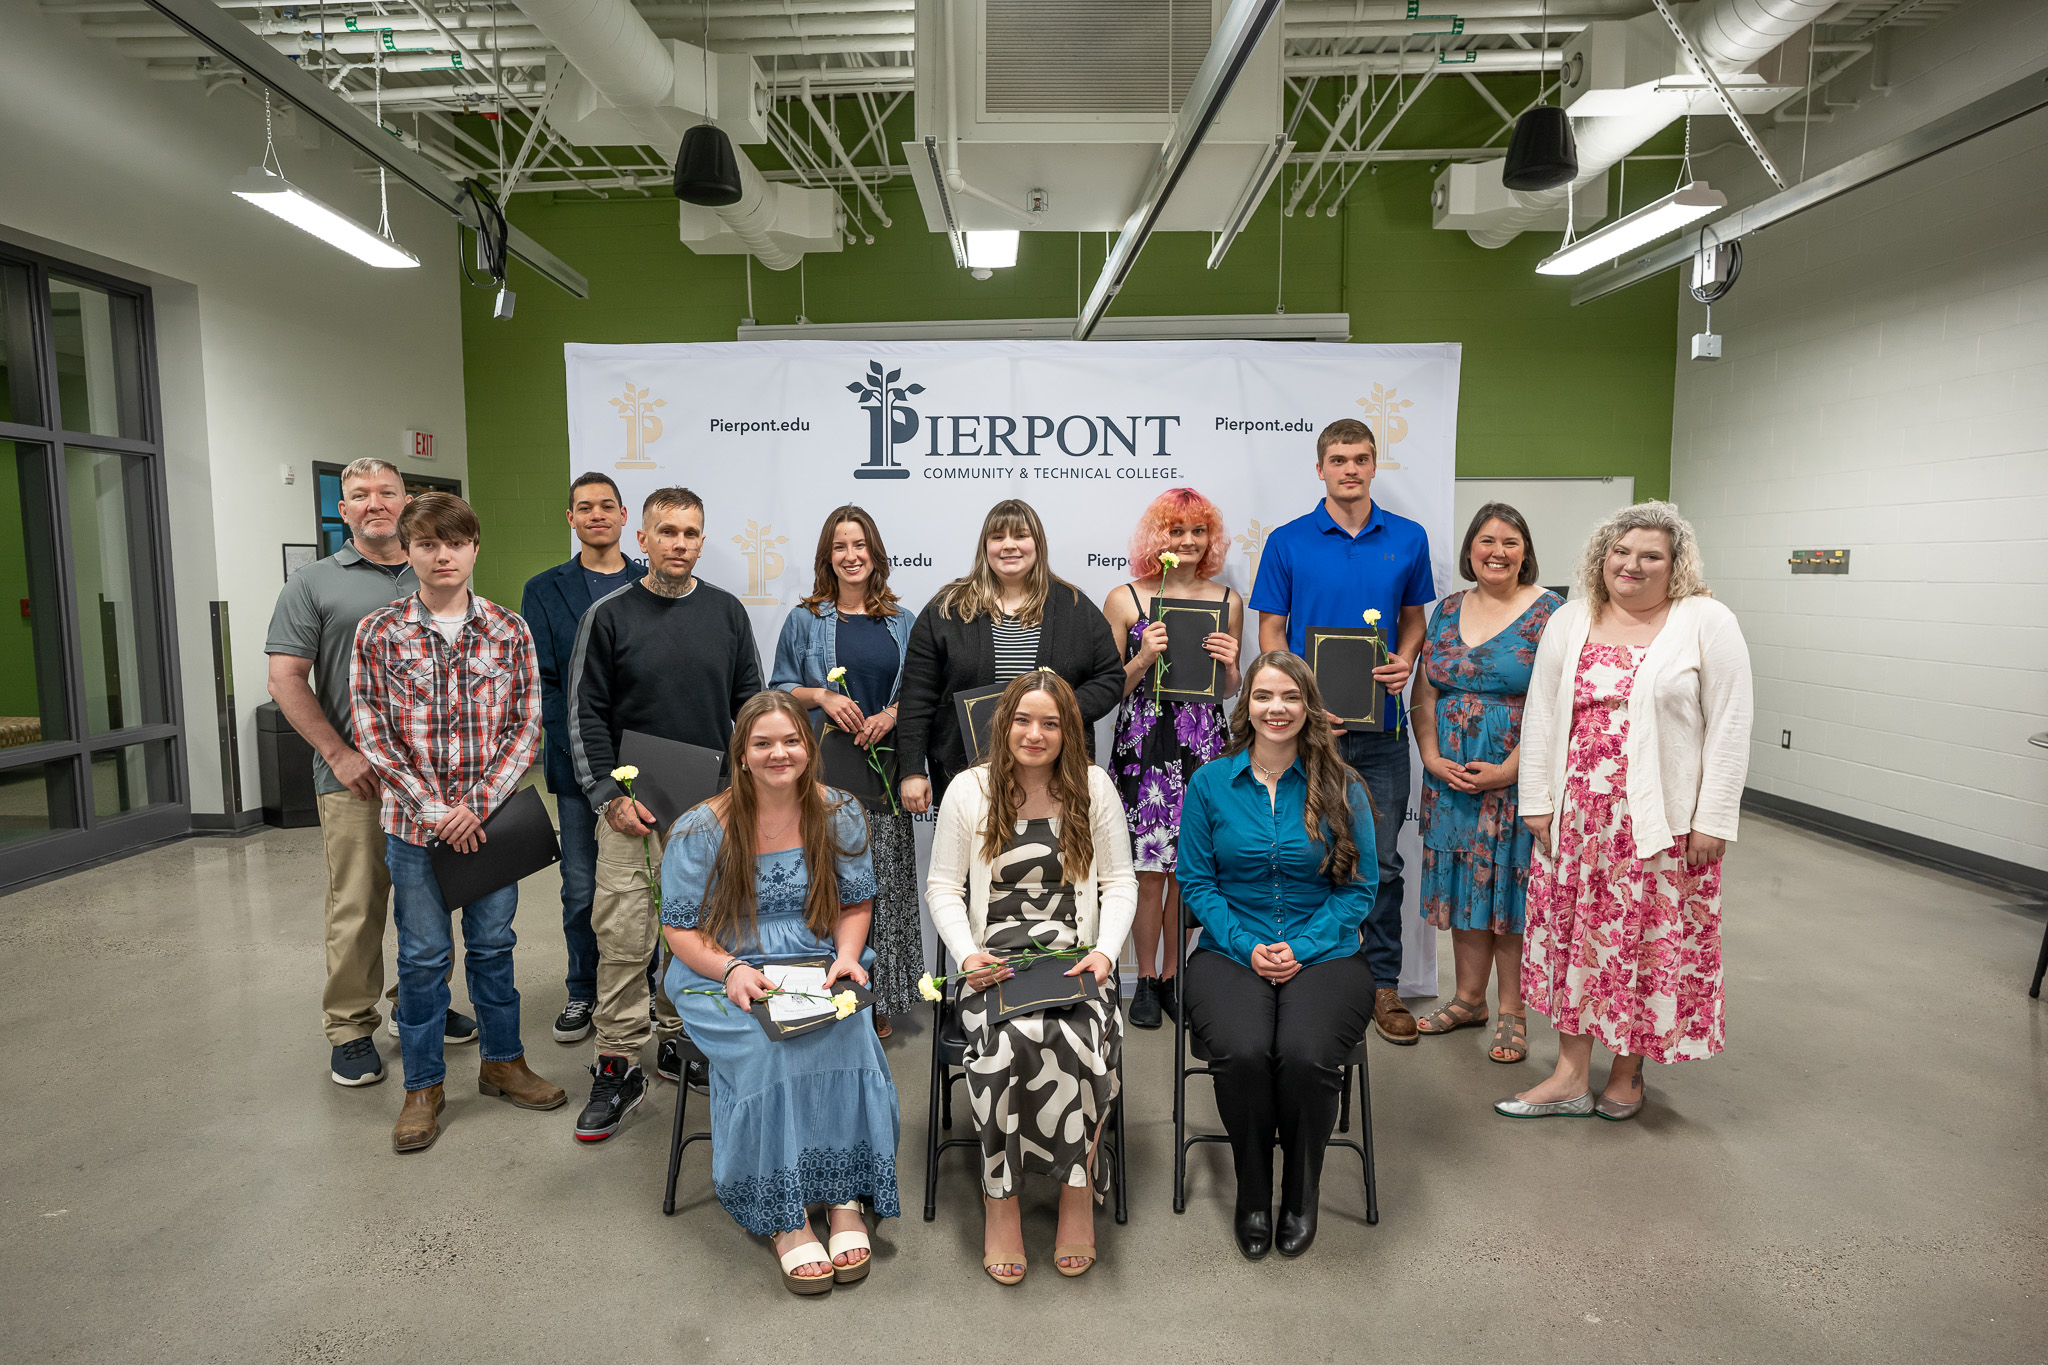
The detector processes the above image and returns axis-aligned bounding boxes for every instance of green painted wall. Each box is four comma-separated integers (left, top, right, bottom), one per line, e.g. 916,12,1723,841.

459,80,1678,606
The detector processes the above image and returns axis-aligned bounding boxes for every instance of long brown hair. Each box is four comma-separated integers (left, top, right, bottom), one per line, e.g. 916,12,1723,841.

697,690,869,950
936,499,1077,627
799,504,902,619
1227,652,1370,884
978,669,1096,885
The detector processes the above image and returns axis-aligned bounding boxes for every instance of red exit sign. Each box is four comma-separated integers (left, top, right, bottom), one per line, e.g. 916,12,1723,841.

403,430,435,461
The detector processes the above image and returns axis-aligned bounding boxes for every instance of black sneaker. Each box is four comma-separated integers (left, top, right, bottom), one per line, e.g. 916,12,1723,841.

656,1035,683,1083
329,1036,385,1087
1158,974,1180,1023
443,1010,478,1045
553,1000,595,1043
1129,977,1162,1030
574,1056,645,1143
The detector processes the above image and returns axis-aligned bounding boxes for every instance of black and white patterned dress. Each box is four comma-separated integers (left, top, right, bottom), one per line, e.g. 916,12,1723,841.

959,818,1123,1199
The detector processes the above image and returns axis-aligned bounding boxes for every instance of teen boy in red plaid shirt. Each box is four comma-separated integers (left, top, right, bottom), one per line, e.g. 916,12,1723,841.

351,492,567,1153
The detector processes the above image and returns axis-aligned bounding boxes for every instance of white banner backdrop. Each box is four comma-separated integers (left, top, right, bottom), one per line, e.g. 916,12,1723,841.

564,339,1459,998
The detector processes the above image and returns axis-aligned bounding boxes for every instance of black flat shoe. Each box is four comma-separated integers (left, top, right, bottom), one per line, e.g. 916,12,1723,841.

1128,977,1162,1030
1276,1205,1318,1258
1233,1207,1272,1260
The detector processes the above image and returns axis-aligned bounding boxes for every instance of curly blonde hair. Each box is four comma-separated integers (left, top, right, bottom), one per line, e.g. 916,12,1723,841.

1577,500,1711,619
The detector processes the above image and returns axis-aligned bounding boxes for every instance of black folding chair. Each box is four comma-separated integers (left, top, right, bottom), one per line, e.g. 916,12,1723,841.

1170,895,1378,1224
922,942,1129,1224
661,1033,713,1216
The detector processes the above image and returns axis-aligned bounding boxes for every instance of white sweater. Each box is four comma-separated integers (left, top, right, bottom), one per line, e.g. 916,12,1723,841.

924,765,1138,968
1518,595,1754,859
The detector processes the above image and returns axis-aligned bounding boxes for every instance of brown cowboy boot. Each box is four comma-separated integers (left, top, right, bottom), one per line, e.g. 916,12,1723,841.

393,1085,445,1153
1374,987,1419,1045
478,1056,568,1111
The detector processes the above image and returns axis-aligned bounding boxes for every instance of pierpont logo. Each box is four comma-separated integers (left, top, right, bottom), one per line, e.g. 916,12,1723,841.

609,383,666,470
1355,383,1411,471
848,360,924,481
732,520,788,605
1234,520,1272,585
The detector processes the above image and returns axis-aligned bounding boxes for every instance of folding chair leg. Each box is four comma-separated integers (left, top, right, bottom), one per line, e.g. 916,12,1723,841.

662,1075,690,1216
1358,1045,1379,1226
1338,1065,1352,1133
923,1005,943,1222
1112,1092,1129,1225
2032,915,2048,998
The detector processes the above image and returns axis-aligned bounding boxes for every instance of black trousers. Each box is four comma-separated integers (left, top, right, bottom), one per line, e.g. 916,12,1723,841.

1183,948,1377,1211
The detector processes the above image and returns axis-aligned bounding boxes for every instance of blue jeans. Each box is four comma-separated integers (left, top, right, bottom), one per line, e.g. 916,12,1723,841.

385,837,526,1091
1340,727,1410,992
556,787,600,1002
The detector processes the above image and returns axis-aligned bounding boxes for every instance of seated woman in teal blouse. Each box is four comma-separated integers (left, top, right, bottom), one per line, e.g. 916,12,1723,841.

660,690,901,1298
1178,651,1378,1264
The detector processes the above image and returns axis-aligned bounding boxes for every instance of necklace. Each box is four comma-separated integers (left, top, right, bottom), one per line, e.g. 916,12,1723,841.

1251,755,1289,783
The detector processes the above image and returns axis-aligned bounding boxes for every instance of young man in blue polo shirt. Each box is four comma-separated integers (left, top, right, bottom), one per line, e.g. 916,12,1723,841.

1249,418,1433,1044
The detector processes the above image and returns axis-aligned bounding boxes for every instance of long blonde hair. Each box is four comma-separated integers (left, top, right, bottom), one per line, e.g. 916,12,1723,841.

978,670,1096,885
697,691,868,950
935,499,1076,627
1576,499,1710,619
1228,652,1369,885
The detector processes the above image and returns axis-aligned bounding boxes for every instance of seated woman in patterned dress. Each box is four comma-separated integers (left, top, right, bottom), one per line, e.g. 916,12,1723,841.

925,670,1137,1285
660,690,902,1296
1102,487,1242,1030
1411,503,1561,1063
1507,500,1753,1121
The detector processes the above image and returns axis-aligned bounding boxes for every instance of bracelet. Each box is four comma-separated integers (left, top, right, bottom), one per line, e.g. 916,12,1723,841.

720,957,745,984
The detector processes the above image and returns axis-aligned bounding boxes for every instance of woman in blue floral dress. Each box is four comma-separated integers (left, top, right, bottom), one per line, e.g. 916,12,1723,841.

1411,503,1561,1064
1103,488,1242,1029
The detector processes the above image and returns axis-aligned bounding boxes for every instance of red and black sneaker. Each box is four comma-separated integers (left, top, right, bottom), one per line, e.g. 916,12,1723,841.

573,1055,645,1143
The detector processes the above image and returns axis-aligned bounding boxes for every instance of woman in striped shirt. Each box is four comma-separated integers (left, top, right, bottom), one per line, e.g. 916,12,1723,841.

896,499,1124,815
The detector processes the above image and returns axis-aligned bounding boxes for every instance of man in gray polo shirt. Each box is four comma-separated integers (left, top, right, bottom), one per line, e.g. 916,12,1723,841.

266,457,475,1086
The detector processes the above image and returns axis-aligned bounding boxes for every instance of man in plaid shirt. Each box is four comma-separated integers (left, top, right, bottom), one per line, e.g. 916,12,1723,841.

351,492,568,1153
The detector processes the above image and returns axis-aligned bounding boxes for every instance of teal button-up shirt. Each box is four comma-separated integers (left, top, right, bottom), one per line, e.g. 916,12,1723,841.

1177,751,1379,969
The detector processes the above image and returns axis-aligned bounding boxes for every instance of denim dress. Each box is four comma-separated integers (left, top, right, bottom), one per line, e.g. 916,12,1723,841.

659,798,902,1234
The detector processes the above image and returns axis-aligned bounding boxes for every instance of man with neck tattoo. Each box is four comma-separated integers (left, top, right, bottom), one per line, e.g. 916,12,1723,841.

565,486,763,1142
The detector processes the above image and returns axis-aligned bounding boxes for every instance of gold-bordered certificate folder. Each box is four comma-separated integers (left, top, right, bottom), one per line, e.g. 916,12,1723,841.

1149,596,1227,701
990,954,1104,1021
1308,626,1387,733
953,682,1008,766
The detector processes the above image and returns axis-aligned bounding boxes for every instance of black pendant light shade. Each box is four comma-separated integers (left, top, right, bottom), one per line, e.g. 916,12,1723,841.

674,124,743,206
1502,105,1578,192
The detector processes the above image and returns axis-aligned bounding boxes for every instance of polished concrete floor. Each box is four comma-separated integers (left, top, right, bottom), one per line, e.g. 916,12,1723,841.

0,810,2041,1363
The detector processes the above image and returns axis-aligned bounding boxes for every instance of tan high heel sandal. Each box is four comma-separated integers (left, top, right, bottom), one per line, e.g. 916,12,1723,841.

983,1253,1026,1286
1053,1244,1096,1277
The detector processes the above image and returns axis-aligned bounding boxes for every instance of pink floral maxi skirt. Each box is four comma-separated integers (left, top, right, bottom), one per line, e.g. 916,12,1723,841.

1522,643,1725,1063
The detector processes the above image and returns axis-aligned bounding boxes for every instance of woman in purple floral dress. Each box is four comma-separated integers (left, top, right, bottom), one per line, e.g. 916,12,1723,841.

1411,504,1560,1065
1103,488,1242,1029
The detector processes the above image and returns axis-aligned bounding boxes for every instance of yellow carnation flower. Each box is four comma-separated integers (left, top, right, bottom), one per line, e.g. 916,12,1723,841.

917,974,943,1003
610,765,640,781
1362,609,1381,626
832,990,859,1020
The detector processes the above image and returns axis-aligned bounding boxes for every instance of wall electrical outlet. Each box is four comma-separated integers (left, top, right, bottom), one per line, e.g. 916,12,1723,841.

1781,730,1792,749
281,463,295,485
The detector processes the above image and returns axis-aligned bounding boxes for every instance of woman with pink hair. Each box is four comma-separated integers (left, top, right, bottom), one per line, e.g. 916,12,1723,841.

1102,488,1243,1029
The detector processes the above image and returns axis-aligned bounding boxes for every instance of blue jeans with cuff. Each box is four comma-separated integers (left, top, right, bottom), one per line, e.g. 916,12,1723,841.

386,835,526,1091
1339,726,1410,994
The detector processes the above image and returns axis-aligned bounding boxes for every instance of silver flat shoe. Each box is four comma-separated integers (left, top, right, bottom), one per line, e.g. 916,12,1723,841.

1494,1091,1595,1118
1594,1095,1644,1121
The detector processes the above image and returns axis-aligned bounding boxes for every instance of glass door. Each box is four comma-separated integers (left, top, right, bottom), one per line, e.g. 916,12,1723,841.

0,249,184,891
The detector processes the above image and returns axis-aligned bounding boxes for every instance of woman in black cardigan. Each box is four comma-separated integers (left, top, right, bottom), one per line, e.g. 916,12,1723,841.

898,499,1124,813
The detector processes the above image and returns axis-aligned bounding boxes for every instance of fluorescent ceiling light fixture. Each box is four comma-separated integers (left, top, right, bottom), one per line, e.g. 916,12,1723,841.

1536,181,1727,277
231,169,421,269
963,230,1019,270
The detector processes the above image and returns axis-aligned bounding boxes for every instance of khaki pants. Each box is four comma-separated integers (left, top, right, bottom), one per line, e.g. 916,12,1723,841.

318,790,396,1044
593,815,681,1060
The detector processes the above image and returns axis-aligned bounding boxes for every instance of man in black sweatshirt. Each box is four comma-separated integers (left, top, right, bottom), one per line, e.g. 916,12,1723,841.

565,485,762,1142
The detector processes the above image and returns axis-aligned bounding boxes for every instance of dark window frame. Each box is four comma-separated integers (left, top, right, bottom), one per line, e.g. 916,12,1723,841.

0,242,187,891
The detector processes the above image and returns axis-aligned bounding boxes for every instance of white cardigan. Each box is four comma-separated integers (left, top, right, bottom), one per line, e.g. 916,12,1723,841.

924,765,1138,968
1518,595,1754,859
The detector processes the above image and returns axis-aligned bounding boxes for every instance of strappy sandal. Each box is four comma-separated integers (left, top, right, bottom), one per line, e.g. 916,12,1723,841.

778,1238,835,1296
1054,1244,1096,1278
1416,997,1488,1035
1489,1012,1528,1064
874,1014,892,1039
827,1201,871,1284
983,1253,1026,1286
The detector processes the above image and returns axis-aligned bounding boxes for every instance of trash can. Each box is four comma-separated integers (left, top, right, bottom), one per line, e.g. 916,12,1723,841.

256,701,319,829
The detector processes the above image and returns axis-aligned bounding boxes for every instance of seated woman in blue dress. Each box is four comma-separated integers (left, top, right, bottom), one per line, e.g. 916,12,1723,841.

660,689,901,1297
1178,651,1378,1263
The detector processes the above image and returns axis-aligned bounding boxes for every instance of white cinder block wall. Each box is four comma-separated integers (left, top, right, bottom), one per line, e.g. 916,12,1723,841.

1668,4,2048,875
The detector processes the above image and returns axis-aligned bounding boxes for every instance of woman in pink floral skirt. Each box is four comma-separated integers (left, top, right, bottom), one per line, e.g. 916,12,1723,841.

1502,501,1752,1121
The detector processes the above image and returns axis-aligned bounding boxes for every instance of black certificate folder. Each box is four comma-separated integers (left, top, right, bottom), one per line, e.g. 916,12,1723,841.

617,730,726,832
1149,596,1227,701
429,785,561,910
1308,627,1388,733
953,683,1008,766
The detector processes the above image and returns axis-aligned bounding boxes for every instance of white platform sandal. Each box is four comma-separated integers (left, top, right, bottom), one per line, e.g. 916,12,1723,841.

827,1201,871,1284
778,1238,834,1296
